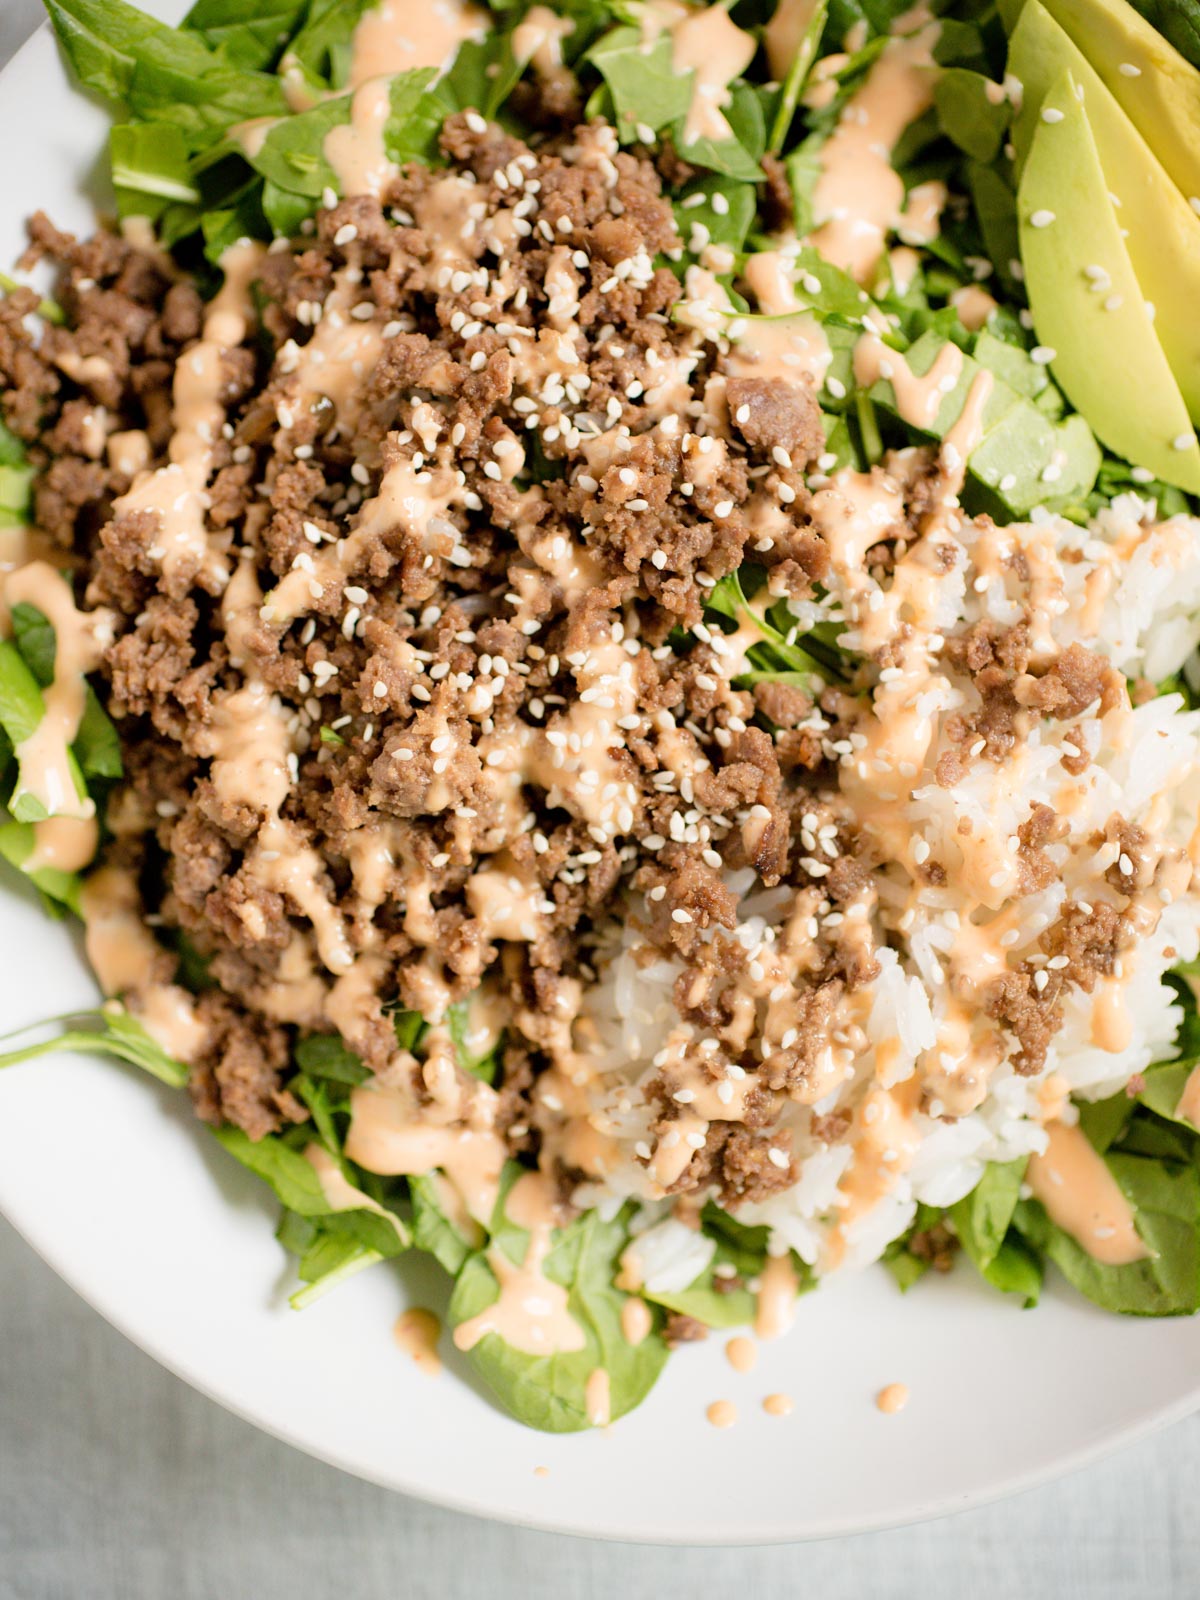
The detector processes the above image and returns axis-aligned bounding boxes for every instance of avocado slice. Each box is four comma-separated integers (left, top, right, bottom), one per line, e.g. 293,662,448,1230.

1039,0,1200,209
1011,1,1200,421
1018,70,1200,492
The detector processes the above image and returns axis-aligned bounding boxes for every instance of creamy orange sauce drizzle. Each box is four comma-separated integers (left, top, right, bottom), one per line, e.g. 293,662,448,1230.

346,1080,506,1224
3,561,109,822
1026,1122,1148,1266
951,284,998,331
305,1141,408,1241
706,1399,737,1429
348,0,487,85
512,5,575,72
452,1172,586,1357
134,982,208,1063
876,1382,909,1415
393,1308,443,1376
754,1252,799,1340
322,0,487,199
765,0,822,82
113,242,261,590
763,1392,794,1418
853,334,965,431
79,866,165,996
26,814,98,873
806,13,941,281
585,1367,612,1427
620,1296,653,1346
725,1335,757,1374
640,2,757,147
828,1079,923,1267
200,683,353,976
1091,973,1134,1054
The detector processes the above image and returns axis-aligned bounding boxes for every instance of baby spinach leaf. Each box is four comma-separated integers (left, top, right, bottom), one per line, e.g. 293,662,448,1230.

644,1261,755,1328
706,567,843,684
213,1125,335,1213
1076,1090,1135,1154
950,1158,1026,1273
75,689,123,781
446,997,500,1085
950,1159,1041,1302
410,1170,479,1276
587,27,694,144
965,158,1021,297
1014,1154,1200,1316
294,1031,371,1085
934,68,1008,163
9,602,56,686
0,822,83,915
783,246,872,322
8,601,122,783
865,329,1102,516
1137,1061,1200,1136
1115,1114,1197,1165
393,1006,428,1053
881,1201,944,1292
0,641,90,823
978,1233,1043,1306
384,68,447,164
45,0,288,146
449,1197,669,1432
0,450,33,525
214,1125,411,1255
675,176,756,254
111,123,201,217
285,0,376,88
673,84,765,183
290,1231,383,1305
0,1005,187,1088
644,1205,808,1329
434,37,522,121
247,93,351,199
182,0,308,71
261,180,314,241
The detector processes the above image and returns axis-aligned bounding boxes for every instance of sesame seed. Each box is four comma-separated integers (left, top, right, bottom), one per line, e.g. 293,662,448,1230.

1029,209,1056,228
333,223,358,247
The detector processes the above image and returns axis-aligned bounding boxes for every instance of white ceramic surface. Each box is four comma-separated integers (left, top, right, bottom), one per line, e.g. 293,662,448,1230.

1,7,1198,1546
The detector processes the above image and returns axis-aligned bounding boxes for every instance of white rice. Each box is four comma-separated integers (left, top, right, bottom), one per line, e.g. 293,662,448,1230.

562,487,1200,1278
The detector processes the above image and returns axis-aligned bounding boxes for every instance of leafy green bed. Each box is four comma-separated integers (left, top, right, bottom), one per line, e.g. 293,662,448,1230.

1,0,1199,1432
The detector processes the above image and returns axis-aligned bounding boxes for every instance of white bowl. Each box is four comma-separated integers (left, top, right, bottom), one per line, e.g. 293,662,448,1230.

1,7,1198,1545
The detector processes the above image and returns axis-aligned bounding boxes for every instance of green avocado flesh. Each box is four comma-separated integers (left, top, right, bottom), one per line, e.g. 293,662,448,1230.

1018,68,1200,492
1011,0,1200,422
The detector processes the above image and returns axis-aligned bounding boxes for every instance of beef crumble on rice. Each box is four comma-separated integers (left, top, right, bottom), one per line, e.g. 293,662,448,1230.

4,107,1200,1266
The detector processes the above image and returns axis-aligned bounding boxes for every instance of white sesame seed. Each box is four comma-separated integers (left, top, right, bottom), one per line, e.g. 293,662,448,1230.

1029,209,1056,228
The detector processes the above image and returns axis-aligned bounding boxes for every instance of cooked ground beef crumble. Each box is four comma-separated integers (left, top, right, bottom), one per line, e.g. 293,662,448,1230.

0,115,852,1192
1,106,1190,1221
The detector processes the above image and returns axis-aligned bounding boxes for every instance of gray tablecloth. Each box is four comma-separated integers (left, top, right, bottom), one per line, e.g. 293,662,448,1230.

1,3,1198,1594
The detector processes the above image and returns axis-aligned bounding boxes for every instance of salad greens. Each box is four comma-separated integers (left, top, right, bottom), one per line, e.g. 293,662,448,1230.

4,0,1200,1436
